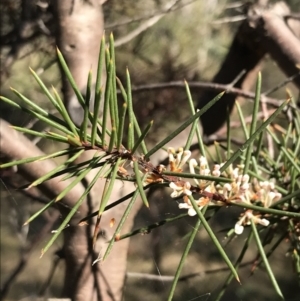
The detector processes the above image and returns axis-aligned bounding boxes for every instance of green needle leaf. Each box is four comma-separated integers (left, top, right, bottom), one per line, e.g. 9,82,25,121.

131,120,153,154
81,70,93,142
24,199,56,225
133,161,149,208
55,156,101,202
220,97,290,172
102,186,140,261
116,102,127,150
244,72,261,174
29,149,85,188
167,206,207,301
189,195,240,283
41,157,105,257
126,69,134,150
145,91,225,160
184,80,205,155
56,48,86,111
251,220,284,299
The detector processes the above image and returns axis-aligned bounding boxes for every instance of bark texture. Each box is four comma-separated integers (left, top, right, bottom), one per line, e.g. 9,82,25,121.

53,0,104,125
0,119,85,206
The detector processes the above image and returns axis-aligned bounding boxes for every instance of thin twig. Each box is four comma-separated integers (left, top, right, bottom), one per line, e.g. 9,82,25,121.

214,108,276,138
263,71,300,96
105,0,198,29
114,0,180,48
224,2,245,10
126,260,254,282
261,96,275,159
212,15,246,24
126,81,283,107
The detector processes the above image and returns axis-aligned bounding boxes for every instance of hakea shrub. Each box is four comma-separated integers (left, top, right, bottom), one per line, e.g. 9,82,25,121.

1,35,299,300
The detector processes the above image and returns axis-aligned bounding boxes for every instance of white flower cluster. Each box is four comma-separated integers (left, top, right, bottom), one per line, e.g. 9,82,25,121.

234,210,270,235
176,156,221,216
168,147,191,173
167,150,282,235
254,180,282,208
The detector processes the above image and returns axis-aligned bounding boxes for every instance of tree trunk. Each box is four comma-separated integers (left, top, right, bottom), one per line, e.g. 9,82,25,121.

53,1,141,301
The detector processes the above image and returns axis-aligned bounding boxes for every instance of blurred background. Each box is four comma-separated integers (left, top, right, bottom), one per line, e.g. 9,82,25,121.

1,0,300,300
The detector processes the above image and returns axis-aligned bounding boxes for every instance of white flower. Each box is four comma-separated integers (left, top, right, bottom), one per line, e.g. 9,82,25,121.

241,182,249,191
189,159,197,174
256,180,282,207
201,168,211,176
179,150,191,168
234,223,244,235
254,217,270,227
179,202,198,216
176,148,183,165
178,196,208,216
234,210,270,235
189,159,199,185
169,181,192,198
212,164,221,177
189,156,214,188
232,168,239,180
223,183,232,199
168,147,191,172
242,174,250,183
199,156,207,168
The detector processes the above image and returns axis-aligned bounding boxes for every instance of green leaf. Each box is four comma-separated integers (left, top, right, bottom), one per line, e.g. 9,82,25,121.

29,149,85,188
133,161,149,208
251,220,284,299
80,70,93,142
102,185,140,261
56,48,86,111
116,102,127,150
0,148,80,169
244,73,261,175
126,69,134,150
188,195,240,283
145,91,225,160
184,81,205,155
215,231,253,301
55,156,101,202
220,98,290,172
167,206,207,301
131,120,153,154
52,87,79,136
41,157,105,257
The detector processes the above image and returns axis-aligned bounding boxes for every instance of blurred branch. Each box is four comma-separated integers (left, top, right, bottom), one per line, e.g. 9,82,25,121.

286,14,300,20
38,255,62,296
0,119,86,220
114,0,180,47
128,80,284,107
252,2,300,88
263,71,300,96
215,108,276,137
106,0,198,29
126,259,254,282
212,15,246,24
